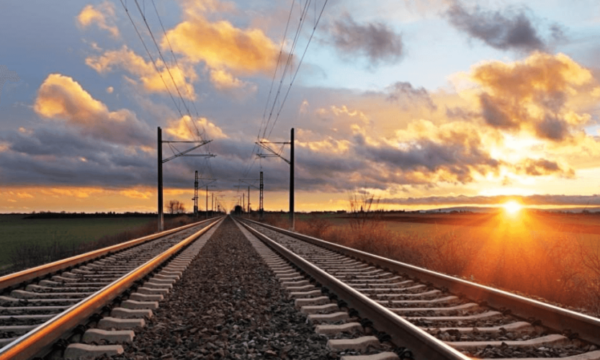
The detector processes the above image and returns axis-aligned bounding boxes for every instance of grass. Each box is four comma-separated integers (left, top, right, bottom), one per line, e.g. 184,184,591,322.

0,215,154,267
259,210,600,316
0,214,197,274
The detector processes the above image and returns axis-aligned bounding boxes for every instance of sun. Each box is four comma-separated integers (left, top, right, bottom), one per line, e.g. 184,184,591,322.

502,200,522,215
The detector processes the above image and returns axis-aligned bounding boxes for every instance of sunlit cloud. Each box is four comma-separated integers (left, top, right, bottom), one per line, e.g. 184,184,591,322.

467,52,595,141
86,46,197,100
209,69,257,95
165,115,228,141
164,1,281,75
77,2,120,38
34,73,151,145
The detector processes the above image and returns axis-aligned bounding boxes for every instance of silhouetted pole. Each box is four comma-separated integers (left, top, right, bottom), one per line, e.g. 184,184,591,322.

157,127,164,231
212,193,214,215
259,171,264,220
248,186,250,214
205,186,208,219
193,170,198,218
243,193,245,214
290,128,295,230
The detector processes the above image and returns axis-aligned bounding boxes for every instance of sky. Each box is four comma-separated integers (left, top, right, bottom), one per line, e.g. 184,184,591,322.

1,0,600,213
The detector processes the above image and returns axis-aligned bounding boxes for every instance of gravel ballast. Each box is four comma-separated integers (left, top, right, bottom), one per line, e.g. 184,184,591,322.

118,217,337,359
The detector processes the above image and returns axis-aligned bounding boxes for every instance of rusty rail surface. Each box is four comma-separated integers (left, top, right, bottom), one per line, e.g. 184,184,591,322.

237,218,470,360
241,218,600,347
0,217,217,293
0,216,223,360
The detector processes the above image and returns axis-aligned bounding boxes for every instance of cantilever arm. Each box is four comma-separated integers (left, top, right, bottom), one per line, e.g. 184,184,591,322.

256,141,290,164
163,140,213,163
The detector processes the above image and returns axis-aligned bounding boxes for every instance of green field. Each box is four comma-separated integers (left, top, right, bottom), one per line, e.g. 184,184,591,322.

0,215,154,268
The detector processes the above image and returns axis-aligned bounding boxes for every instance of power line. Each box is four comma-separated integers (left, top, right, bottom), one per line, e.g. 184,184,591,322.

259,0,296,138
240,0,309,183
147,0,215,172
132,0,203,142
262,0,312,140
268,0,328,139
242,0,296,182
118,0,184,119
150,0,204,124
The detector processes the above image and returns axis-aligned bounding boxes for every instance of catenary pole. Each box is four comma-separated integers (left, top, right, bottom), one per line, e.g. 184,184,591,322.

157,127,164,231
259,171,264,220
290,128,295,230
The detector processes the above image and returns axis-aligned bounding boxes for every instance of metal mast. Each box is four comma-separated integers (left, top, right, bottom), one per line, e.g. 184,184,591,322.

193,171,198,218
157,127,215,231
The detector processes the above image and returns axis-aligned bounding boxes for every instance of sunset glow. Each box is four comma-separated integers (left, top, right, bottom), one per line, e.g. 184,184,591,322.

503,201,522,215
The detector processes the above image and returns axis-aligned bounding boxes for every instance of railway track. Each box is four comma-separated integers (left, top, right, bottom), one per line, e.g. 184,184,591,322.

0,216,222,360
1,215,598,359
237,217,600,360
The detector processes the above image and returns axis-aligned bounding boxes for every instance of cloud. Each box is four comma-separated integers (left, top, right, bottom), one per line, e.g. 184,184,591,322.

165,116,228,140
164,2,280,75
34,74,151,146
77,2,120,38
329,14,403,66
380,194,600,207
386,82,436,110
86,46,197,100
209,69,257,95
445,1,562,52
468,52,595,141
356,120,501,184
514,158,573,178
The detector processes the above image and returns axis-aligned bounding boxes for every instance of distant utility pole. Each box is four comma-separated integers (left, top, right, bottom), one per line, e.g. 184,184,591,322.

157,127,215,231
257,128,294,229
193,171,199,218
201,179,216,219
238,178,260,215
260,171,264,220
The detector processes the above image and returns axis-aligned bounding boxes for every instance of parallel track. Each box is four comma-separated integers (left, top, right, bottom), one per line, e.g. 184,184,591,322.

238,218,600,360
0,217,222,359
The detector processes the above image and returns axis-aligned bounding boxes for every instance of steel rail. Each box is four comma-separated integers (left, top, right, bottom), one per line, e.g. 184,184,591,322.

0,217,217,293
242,218,600,346
0,216,223,360
237,219,469,360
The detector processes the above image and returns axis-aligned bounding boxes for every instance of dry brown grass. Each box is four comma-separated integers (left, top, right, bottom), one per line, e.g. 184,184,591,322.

263,208,600,316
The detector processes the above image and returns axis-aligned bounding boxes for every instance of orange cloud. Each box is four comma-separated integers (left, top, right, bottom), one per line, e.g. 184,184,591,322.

165,115,227,140
120,189,153,200
34,74,151,145
164,2,280,75
0,186,159,213
209,69,255,92
86,46,197,100
77,2,120,38
467,52,595,141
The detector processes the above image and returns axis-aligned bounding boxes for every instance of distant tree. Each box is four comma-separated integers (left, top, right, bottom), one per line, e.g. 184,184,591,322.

166,200,186,214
